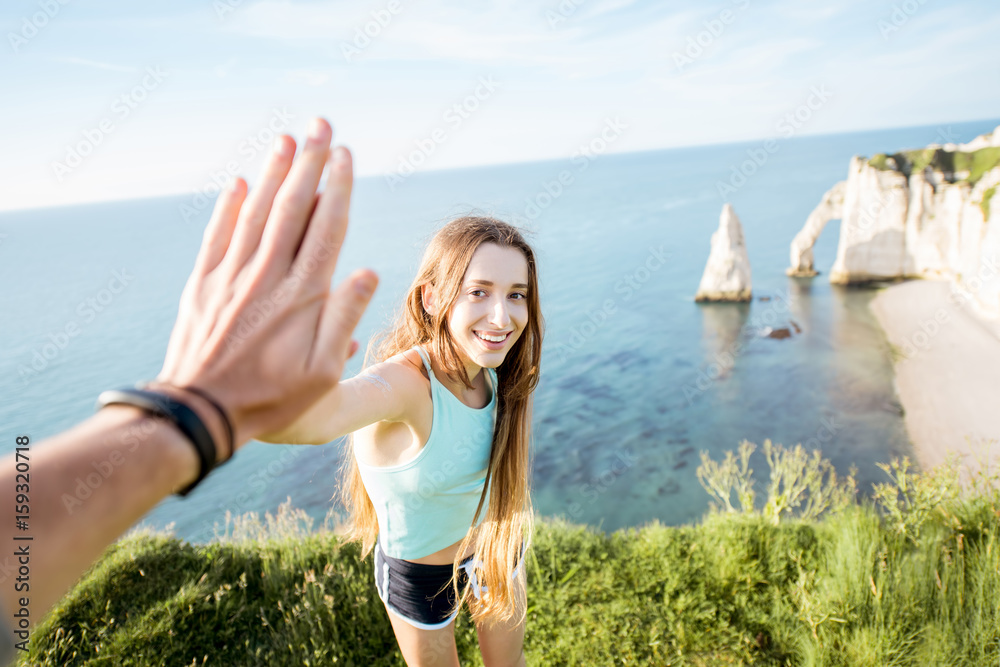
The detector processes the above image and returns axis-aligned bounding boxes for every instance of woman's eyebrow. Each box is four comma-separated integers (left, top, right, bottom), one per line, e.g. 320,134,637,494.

468,279,529,289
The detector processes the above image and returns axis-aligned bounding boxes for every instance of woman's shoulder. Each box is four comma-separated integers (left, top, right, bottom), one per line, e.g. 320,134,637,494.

349,348,432,429
388,347,429,379
356,348,430,400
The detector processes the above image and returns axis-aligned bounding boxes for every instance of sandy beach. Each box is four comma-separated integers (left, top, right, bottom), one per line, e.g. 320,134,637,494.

870,279,1000,478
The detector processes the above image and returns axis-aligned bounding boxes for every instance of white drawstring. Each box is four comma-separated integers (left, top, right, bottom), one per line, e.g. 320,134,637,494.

460,539,531,602
460,557,489,601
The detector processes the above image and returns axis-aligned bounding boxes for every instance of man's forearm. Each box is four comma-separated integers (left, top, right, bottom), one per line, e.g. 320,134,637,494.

0,405,200,620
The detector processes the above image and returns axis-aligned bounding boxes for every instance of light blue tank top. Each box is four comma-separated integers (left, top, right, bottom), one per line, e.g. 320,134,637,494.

355,345,497,560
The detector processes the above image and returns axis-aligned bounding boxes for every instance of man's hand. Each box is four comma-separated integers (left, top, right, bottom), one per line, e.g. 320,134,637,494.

156,117,377,454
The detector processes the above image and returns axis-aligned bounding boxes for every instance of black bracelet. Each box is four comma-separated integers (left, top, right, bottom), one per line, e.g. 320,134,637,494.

144,382,235,463
95,387,222,497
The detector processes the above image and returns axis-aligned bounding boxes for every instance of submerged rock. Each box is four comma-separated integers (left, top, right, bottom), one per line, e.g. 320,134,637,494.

657,480,681,496
695,204,753,302
759,320,801,340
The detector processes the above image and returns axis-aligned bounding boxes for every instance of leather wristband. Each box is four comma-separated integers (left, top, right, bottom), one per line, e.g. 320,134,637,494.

95,387,223,497
142,382,235,464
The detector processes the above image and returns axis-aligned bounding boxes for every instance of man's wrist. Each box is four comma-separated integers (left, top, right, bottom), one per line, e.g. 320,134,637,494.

93,404,202,492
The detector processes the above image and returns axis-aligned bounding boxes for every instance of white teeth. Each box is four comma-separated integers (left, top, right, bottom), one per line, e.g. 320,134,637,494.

476,332,508,343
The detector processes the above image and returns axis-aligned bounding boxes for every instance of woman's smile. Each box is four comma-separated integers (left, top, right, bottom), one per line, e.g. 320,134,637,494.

474,330,512,348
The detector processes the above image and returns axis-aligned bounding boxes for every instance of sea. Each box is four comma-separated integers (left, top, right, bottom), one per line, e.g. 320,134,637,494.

2,118,997,543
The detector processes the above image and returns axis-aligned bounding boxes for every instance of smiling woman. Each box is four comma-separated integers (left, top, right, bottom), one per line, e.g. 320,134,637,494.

257,215,543,666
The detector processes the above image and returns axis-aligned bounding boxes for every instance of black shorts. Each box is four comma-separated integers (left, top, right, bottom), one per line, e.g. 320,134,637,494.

373,538,528,630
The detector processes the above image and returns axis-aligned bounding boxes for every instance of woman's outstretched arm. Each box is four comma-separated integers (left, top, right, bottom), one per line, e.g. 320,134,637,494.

255,359,425,445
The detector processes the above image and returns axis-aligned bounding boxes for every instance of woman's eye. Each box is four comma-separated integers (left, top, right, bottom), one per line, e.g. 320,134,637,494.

510,292,527,300
470,289,487,297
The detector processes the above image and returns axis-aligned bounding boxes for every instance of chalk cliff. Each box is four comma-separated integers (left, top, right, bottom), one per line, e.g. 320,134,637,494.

696,204,752,302
788,125,1000,321
787,181,846,277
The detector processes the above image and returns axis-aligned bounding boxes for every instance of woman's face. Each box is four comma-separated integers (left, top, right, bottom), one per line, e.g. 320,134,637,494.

444,242,530,371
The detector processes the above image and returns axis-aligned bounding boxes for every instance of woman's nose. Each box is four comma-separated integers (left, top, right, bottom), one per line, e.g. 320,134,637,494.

489,299,510,327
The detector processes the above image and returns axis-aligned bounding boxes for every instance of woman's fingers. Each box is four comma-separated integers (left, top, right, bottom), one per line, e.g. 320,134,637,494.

311,269,378,370
223,134,296,273
258,119,334,271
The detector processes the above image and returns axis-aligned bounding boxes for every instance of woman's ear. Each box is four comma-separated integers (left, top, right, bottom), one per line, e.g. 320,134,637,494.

421,284,437,317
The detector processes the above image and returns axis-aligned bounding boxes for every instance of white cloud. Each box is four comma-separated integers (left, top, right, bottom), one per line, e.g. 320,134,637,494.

49,56,138,73
222,1,385,40
213,58,239,78
284,69,332,87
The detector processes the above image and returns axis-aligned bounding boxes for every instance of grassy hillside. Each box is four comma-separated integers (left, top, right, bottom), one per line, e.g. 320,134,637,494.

21,442,1000,666
868,146,1000,186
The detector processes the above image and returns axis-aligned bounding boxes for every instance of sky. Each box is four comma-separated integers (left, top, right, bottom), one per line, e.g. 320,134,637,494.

1,0,999,211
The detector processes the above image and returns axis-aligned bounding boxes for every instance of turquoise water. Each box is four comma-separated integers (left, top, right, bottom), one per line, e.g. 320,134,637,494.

2,119,997,542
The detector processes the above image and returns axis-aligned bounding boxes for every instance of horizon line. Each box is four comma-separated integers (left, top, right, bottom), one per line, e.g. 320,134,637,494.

2,114,998,216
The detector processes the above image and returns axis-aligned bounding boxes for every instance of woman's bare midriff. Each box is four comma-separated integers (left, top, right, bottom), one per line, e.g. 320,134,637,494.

404,524,481,565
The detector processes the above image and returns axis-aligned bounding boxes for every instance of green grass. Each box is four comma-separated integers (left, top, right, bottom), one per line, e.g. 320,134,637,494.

867,147,1000,187
982,186,996,221
22,446,1000,666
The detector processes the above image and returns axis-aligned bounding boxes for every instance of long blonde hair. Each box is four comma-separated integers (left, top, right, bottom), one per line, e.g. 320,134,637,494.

337,215,543,627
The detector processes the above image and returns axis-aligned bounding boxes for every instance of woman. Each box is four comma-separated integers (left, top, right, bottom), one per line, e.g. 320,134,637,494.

261,215,543,666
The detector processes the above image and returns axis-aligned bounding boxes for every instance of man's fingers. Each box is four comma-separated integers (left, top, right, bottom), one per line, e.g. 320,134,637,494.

224,135,296,272
194,178,247,276
311,269,378,369
293,145,353,291
259,118,334,270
